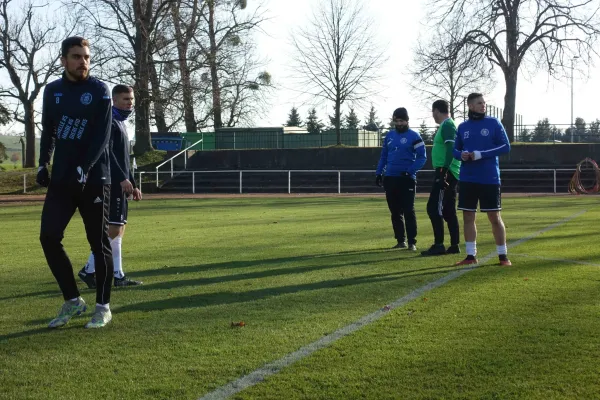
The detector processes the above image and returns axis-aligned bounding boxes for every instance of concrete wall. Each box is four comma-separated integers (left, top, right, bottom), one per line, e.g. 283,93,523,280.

186,144,600,170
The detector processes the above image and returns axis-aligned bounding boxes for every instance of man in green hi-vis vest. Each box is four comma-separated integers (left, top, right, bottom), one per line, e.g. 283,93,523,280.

421,100,461,256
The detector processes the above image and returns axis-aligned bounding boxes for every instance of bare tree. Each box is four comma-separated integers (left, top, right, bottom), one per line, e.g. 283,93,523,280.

0,0,69,167
147,27,176,133
187,39,271,129
436,0,600,142
219,43,272,127
170,0,205,133
148,52,187,132
71,0,172,154
290,0,386,145
409,24,495,120
194,0,267,129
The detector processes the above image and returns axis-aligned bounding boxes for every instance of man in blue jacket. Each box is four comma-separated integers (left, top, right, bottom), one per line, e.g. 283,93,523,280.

376,108,427,250
37,36,114,329
453,93,511,266
79,84,143,289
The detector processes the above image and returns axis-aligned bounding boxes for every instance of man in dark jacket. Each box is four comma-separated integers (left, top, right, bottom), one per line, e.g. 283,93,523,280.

38,36,114,329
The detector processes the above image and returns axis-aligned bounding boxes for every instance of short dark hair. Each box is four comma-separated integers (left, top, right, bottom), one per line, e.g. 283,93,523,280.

61,36,89,58
432,100,449,114
467,92,483,104
112,84,133,97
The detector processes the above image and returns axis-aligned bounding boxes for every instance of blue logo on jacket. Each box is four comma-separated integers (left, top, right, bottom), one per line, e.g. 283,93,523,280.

80,93,93,105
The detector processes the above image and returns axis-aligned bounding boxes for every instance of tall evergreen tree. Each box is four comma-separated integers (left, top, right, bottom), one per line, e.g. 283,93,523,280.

418,121,432,143
306,108,325,134
364,105,381,131
286,107,303,126
345,108,360,129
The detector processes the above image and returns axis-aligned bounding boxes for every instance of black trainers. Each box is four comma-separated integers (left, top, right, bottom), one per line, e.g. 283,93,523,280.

392,241,407,249
78,267,96,289
114,275,143,287
407,244,417,251
421,244,446,256
446,245,461,254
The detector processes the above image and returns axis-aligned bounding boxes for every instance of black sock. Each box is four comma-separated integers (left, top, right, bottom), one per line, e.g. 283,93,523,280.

499,254,508,261
466,255,476,260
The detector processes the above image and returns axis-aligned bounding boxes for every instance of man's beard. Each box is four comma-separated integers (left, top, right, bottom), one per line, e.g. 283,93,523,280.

68,67,88,81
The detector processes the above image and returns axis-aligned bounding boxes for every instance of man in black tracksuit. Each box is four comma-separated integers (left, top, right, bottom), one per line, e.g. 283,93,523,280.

37,36,114,329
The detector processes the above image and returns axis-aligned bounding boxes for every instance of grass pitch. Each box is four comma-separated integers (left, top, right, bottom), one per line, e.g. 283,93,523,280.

1,196,598,399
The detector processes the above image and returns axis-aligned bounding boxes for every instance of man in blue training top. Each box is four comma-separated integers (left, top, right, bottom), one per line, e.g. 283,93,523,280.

453,93,512,266
37,36,114,329
79,84,143,289
376,107,427,251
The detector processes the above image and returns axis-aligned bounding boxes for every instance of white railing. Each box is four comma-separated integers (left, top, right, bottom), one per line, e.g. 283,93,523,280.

155,138,204,187
15,168,582,195
132,168,578,195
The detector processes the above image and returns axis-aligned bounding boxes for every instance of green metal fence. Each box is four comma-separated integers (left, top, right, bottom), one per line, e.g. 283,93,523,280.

179,128,382,150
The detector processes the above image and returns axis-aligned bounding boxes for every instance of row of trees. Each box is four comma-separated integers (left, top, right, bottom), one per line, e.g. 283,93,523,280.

519,118,600,143
285,105,383,133
1,0,600,167
288,108,600,145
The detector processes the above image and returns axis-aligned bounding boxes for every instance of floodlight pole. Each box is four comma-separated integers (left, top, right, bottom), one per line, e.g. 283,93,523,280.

570,56,579,143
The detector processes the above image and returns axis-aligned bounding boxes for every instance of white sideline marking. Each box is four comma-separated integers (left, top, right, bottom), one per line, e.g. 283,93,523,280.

198,210,587,400
511,253,600,267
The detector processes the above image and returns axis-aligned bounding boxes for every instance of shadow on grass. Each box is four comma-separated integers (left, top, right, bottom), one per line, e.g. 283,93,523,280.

114,264,479,315
0,278,98,302
133,247,415,278
14,258,504,338
125,260,457,293
0,289,61,302
0,324,82,343
21,263,464,327
0,248,420,305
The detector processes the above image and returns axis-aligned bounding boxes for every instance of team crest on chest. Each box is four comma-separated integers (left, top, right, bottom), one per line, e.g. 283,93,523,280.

80,92,93,105
400,137,407,144
480,128,489,136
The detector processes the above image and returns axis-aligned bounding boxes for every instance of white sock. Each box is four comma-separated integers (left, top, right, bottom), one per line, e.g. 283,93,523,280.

497,244,507,255
96,303,110,310
85,252,95,273
466,241,477,256
111,236,124,279
68,297,79,302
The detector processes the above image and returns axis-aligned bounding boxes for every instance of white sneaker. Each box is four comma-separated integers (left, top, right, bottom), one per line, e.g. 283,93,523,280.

48,298,87,328
84,305,112,329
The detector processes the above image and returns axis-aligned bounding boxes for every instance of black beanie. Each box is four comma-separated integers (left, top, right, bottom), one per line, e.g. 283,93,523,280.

393,107,409,121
